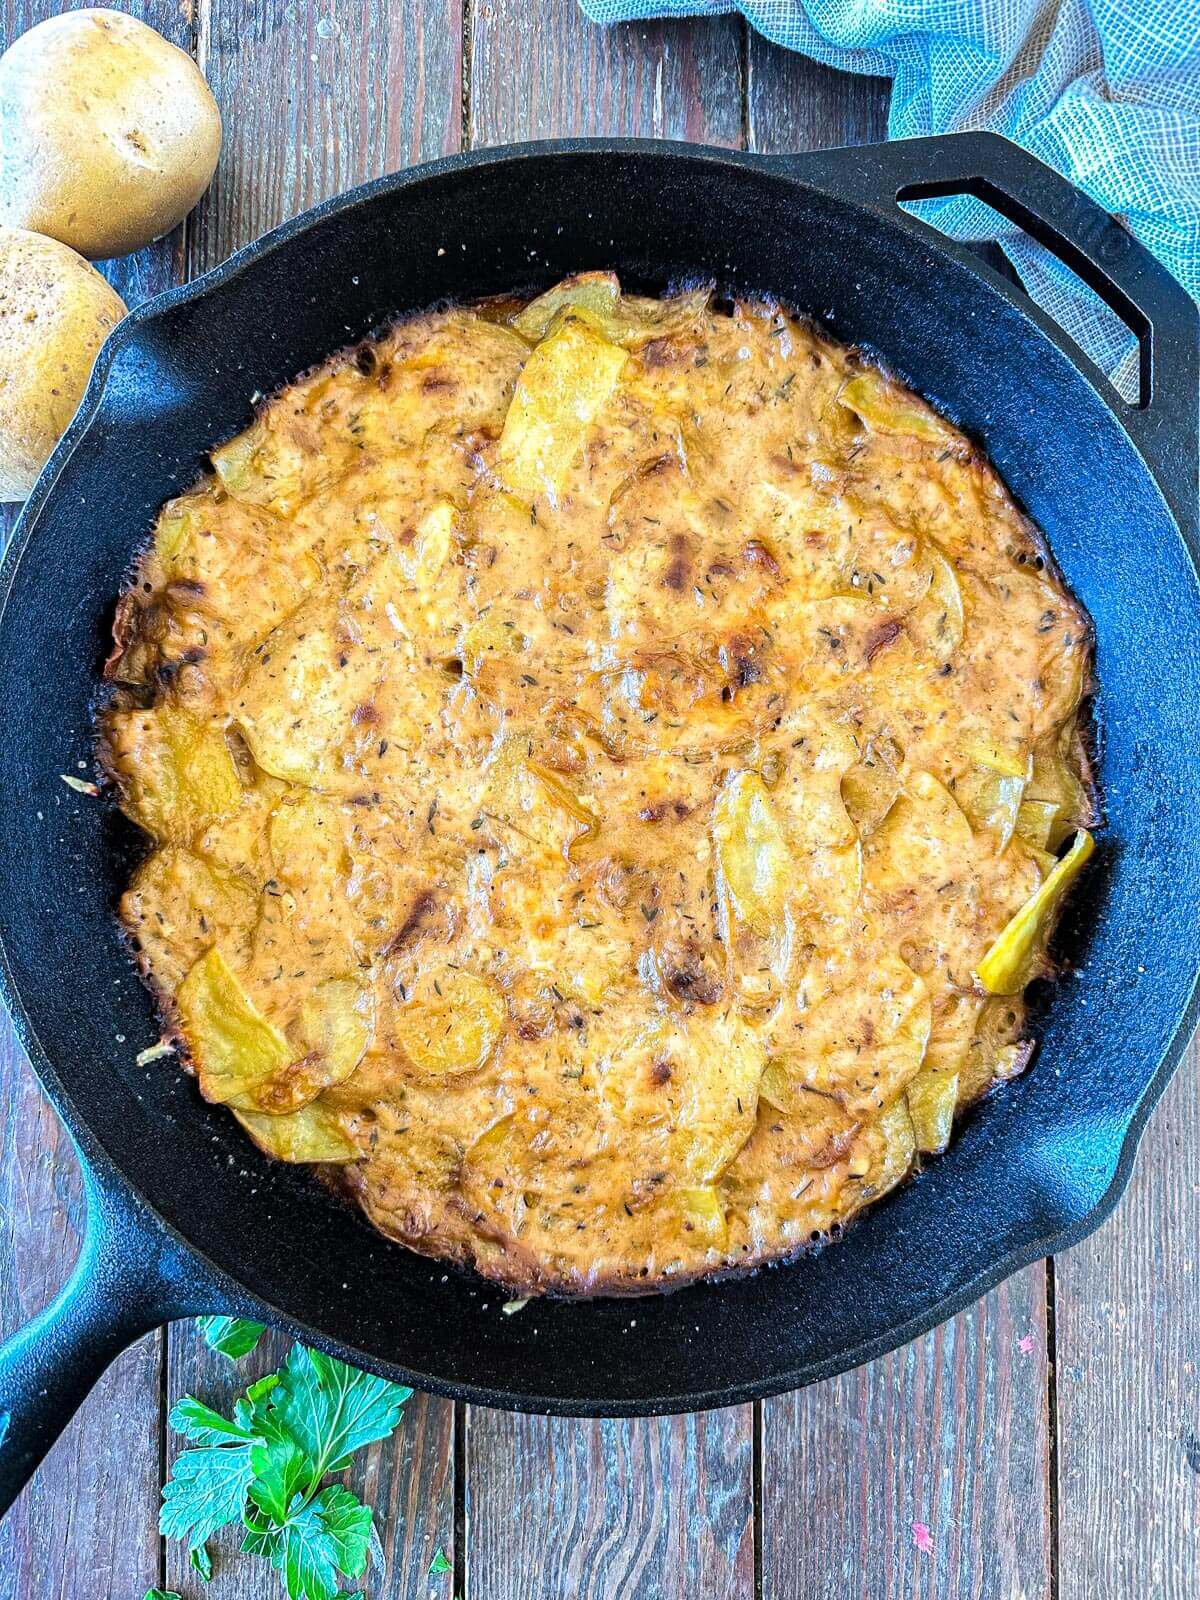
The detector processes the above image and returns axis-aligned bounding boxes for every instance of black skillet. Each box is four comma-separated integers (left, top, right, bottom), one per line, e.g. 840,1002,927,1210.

1,133,1198,1515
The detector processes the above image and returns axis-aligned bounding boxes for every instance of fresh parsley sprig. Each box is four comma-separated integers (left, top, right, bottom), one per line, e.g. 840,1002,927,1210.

197,1315,267,1360
159,1323,411,1600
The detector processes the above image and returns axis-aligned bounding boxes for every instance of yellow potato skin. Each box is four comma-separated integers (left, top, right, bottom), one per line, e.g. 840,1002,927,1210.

0,10,221,259
0,225,126,501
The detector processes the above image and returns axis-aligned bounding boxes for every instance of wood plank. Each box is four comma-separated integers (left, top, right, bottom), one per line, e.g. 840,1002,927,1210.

164,1332,456,1596
0,4,189,1590
188,0,462,277
468,0,743,148
761,1269,1050,1599
465,1408,754,1599
1054,1039,1200,1600
0,1019,162,1600
746,42,1053,1600
747,35,889,153
161,2,464,1593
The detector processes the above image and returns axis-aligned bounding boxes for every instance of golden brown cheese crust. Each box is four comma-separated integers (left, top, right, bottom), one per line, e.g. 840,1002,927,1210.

101,281,1094,1297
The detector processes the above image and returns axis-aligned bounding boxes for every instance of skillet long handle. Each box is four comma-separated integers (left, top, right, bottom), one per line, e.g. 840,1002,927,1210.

0,1169,209,1520
771,130,1199,543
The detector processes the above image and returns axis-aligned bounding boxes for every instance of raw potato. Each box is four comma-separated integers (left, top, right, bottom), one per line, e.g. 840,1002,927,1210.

0,226,126,501
0,10,221,260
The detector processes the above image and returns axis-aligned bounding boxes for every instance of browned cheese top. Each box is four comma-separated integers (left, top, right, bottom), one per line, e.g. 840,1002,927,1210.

102,276,1094,1296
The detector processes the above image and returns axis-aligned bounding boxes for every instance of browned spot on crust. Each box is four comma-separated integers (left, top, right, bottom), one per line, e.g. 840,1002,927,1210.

664,963,723,1006
662,532,691,592
386,890,437,953
864,618,903,664
637,799,691,823
741,538,781,577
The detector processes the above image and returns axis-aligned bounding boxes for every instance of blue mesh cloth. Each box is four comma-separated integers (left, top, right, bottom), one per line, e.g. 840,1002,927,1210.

579,0,1200,394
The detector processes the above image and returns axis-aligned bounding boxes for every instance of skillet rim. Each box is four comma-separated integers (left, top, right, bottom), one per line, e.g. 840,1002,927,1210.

2,134,1199,1416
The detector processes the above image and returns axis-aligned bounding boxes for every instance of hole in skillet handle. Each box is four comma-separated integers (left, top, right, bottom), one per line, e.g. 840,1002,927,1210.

899,193,1142,403
778,131,1199,546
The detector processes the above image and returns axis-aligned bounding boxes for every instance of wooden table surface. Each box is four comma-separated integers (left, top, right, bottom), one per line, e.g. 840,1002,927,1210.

1,2,1197,1596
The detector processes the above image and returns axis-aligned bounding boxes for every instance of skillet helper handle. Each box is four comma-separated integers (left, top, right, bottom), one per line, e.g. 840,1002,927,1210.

0,1170,202,1519
783,130,1199,541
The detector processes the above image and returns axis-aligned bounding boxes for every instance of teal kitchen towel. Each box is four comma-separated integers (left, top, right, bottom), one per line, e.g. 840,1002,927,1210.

579,0,1200,396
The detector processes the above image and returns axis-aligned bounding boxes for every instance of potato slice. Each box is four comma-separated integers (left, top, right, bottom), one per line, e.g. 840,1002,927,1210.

234,1101,356,1163
512,275,710,352
112,704,242,845
837,370,955,446
602,1011,764,1185
511,273,622,343
860,1095,917,1201
865,769,973,895
154,499,196,568
267,790,346,883
525,759,600,857
674,1186,727,1247
177,946,289,1105
906,1065,959,1154
789,952,931,1117
121,846,258,995
713,770,790,936
236,551,441,790
394,967,506,1077
841,739,902,839
1026,730,1092,848
956,745,1030,850
905,546,965,662
498,313,627,502
211,401,356,517
976,830,1094,995
299,977,375,1081
1016,798,1060,851
398,499,457,589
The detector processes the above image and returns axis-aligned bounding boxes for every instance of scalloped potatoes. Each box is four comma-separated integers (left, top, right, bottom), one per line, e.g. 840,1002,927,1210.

102,277,1095,1295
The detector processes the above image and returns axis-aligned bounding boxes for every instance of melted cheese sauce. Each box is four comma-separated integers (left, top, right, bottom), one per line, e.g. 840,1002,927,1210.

102,279,1093,1295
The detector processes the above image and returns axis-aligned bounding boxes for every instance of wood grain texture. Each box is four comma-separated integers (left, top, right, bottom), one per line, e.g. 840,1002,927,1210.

747,32,889,153
1054,1043,1200,1600
463,9,753,1597
761,1268,1050,1600
0,1021,163,1600
190,0,463,276
164,1331,455,1596
468,0,743,148
465,1407,754,1599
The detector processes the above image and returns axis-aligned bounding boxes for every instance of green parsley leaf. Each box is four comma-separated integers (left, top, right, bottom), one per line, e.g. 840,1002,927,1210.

169,1394,254,1446
245,1485,374,1600
429,1545,452,1575
160,1440,256,1551
270,1346,411,1484
248,1435,309,1524
143,1591,182,1600
161,1340,410,1600
233,1372,283,1435
198,1315,267,1360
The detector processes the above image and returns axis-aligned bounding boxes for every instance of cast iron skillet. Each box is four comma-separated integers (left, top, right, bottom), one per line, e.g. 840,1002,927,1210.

0,132,1197,1514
